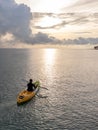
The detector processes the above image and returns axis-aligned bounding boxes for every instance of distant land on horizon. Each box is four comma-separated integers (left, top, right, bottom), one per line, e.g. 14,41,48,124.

94,46,98,49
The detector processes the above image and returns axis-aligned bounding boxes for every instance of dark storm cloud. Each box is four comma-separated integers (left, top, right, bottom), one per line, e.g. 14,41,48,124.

33,32,60,44
0,1,61,45
0,0,34,43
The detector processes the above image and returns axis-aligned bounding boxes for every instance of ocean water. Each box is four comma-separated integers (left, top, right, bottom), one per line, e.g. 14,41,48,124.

0,48,98,130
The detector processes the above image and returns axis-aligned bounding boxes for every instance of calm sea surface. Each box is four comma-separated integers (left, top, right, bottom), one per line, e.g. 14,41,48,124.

0,48,98,130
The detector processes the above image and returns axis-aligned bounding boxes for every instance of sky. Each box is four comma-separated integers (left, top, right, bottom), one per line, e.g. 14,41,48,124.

0,0,98,47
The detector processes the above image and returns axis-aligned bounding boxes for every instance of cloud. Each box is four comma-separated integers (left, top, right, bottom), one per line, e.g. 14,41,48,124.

35,21,67,29
32,32,61,44
0,1,61,45
0,0,98,47
33,12,98,30
0,0,33,43
72,0,98,7
63,0,98,12
63,37,98,45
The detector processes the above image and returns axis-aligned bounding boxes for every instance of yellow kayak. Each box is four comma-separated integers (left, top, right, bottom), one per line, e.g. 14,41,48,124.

17,81,40,105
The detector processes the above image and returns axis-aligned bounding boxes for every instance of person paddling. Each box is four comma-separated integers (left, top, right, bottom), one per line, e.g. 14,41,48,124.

27,79,36,91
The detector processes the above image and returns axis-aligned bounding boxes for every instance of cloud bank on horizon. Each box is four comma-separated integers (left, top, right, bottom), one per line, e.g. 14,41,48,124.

0,0,98,47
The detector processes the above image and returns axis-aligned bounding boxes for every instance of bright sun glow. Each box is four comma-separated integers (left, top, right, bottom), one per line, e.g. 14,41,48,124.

37,16,61,28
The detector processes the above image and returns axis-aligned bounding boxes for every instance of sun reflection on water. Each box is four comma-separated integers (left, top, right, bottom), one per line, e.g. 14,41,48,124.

44,48,56,65
43,48,57,82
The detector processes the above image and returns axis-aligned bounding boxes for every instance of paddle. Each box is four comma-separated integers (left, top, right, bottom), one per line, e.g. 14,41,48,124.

22,79,48,90
40,87,48,90
36,94,48,98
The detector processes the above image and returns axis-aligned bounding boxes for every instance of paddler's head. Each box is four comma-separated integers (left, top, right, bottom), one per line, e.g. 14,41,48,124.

29,79,33,82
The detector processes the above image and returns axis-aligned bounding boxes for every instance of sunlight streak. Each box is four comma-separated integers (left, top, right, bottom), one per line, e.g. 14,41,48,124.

43,48,57,82
44,48,56,65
